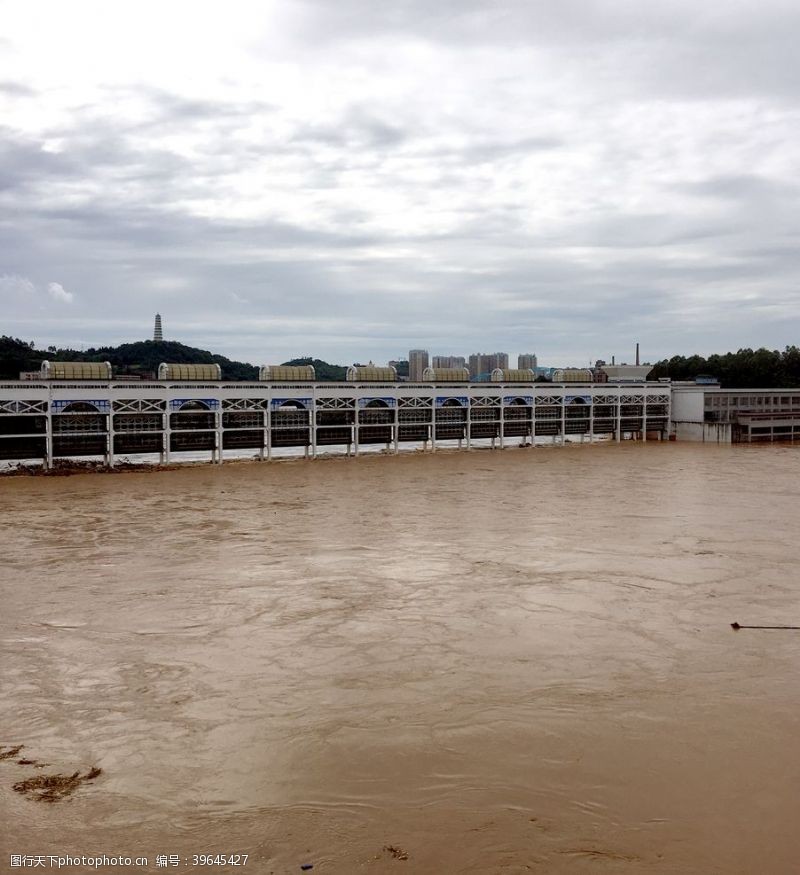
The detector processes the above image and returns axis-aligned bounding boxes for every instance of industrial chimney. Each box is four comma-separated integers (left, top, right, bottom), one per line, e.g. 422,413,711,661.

635,343,640,367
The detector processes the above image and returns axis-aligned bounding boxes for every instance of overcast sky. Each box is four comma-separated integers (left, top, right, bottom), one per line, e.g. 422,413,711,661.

2,0,799,367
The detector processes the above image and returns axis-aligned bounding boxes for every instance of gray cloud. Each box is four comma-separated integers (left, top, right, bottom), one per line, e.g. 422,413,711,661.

292,107,407,150
0,80,36,97
290,0,800,99
2,1,800,366
676,174,800,202
0,128,75,192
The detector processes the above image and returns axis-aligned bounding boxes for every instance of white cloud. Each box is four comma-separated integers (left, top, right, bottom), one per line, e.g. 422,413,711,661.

47,282,74,303
0,273,36,297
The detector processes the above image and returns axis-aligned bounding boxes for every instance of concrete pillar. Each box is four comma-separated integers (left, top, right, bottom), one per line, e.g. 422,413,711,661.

164,412,171,463
311,407,317,459
107,414,115,468
258,409,266,460
45,410,53,470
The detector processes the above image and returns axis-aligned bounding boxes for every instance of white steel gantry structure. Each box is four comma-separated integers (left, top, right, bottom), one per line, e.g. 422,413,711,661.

0,379,671,468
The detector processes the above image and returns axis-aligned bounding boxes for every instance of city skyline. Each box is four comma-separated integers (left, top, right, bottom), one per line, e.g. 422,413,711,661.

11,318,648,371
24,316,646,368
2,2,800,367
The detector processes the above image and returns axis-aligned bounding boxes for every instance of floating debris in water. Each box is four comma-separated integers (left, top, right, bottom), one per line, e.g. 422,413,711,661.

0,459,182,477
384,845,409,861
0,745,24,760
13,767,102,802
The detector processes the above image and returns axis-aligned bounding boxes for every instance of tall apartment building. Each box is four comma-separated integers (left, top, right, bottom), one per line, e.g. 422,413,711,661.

432,355,466,370
468,352,509,378
408,349,429,381
518,353,537,371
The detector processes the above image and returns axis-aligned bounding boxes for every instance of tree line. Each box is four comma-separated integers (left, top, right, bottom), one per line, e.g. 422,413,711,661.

648,346,800,388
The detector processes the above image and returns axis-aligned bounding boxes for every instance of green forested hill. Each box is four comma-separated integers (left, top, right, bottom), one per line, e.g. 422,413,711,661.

0,336,350,381
0,336,259,380
0,336,45,376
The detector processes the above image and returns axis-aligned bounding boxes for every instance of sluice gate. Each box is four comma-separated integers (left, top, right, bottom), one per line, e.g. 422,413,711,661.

0,381,670,467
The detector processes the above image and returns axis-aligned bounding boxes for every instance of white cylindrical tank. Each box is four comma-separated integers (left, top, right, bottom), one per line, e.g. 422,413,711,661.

346,365,398,381
41,361,113,380
259,365,315,381
158,363,222,380
551,368,593,383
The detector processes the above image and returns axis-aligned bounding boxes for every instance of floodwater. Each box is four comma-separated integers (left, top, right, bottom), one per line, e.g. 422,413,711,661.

1,442,798,874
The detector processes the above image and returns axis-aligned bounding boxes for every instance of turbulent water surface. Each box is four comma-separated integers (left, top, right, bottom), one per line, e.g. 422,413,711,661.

1,442,799,873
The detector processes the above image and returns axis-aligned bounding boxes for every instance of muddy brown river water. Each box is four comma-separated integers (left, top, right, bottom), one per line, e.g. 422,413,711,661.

1,442,799,874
